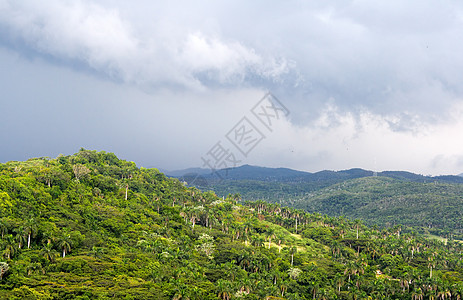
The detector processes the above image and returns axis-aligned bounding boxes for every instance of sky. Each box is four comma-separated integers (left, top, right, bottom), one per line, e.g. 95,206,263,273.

1,0,463,175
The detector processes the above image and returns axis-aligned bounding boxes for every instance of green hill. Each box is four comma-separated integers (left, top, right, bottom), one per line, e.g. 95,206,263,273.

292,176,463,239
1,150,463,299
187,168,463,240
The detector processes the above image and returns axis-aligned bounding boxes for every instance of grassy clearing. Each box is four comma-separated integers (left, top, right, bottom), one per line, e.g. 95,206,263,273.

424,234,447,245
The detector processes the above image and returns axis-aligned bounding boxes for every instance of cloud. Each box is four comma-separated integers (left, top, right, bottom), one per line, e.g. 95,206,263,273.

0,0,292,90
250,101,463,175
2,0,463,175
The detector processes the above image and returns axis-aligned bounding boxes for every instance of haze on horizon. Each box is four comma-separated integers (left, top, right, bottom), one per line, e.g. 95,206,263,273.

1,0,463,176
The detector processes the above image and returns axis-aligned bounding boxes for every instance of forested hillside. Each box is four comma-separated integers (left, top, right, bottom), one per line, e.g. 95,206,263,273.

292,177,463,239
1,150,463,299
180,166,463,240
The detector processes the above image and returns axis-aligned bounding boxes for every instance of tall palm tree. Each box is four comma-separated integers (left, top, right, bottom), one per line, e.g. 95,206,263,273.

14,227,26,249
24,218,37,249
266,227,275,249
289,246,297,266
353,219,362,240
58,234,72,258
2,235,15,259
0,219,7,239
333,273,344,293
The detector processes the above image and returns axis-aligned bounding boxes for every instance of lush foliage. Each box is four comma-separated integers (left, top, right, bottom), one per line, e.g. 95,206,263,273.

1,150,463,299
292,177,463,239
196,168,463,240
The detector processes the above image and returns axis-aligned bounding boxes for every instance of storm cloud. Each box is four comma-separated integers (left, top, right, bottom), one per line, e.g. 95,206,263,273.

1,0,463,175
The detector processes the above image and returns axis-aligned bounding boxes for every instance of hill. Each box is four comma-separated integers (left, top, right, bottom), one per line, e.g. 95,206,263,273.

292,176,463,238
169,164,463,184
1,150,463,299
173,165,463,239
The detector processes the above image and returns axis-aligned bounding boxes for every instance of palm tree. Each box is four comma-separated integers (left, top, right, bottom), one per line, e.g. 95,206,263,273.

172,280,190,300
265,227,275,249
26,262,44,275
289,246,297,266
276,233,284,253
412,287,424,300
2,235,15,259
344,261,357,282
216,279,232,300
40,243,58,263
428,252,436,279
333,273,344,293
14,227,26,250
24,218,37,249
58,234,72,258
353,219,362,239
0,219,7,239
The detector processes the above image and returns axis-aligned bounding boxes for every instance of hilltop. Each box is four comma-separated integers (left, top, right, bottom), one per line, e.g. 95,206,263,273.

0,150,463,299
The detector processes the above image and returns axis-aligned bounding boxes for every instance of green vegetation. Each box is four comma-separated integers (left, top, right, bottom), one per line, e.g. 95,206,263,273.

292,176,463,239
1,150,463,299
201,173,463,240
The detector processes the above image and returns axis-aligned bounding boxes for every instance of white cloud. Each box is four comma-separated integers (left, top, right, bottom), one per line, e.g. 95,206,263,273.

0,0,291,89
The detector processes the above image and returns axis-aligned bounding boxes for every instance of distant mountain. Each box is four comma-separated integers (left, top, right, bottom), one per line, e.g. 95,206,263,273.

163,167,212,177
168,164,463,185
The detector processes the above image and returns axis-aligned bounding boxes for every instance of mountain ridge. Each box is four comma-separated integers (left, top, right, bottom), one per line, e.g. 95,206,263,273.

167,164,463,184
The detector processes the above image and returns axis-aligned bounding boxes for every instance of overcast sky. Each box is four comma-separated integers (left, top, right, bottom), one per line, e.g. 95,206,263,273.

1,0,463,175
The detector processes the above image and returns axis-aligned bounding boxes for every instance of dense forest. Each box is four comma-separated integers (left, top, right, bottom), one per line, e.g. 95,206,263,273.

293,177,463,239
1,150,463,299
184,168,463,240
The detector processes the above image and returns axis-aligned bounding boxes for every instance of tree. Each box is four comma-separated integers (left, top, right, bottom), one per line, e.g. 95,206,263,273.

14,228,26,250
24,218,37,249
289,246,297,266
333,273,344,293
287,267,302,279
0,219,7,239
354,219,362,240
0,262,9,280
58,233,72,258
216,279,232,300
2,235,15,259
266,227,275,249
26,262,44,276
72,164,90,181
40,243,58,263
89,246,104,259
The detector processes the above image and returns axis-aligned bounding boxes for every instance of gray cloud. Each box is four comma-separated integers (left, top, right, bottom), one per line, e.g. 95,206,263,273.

2,0,463,174
0,0,292,90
